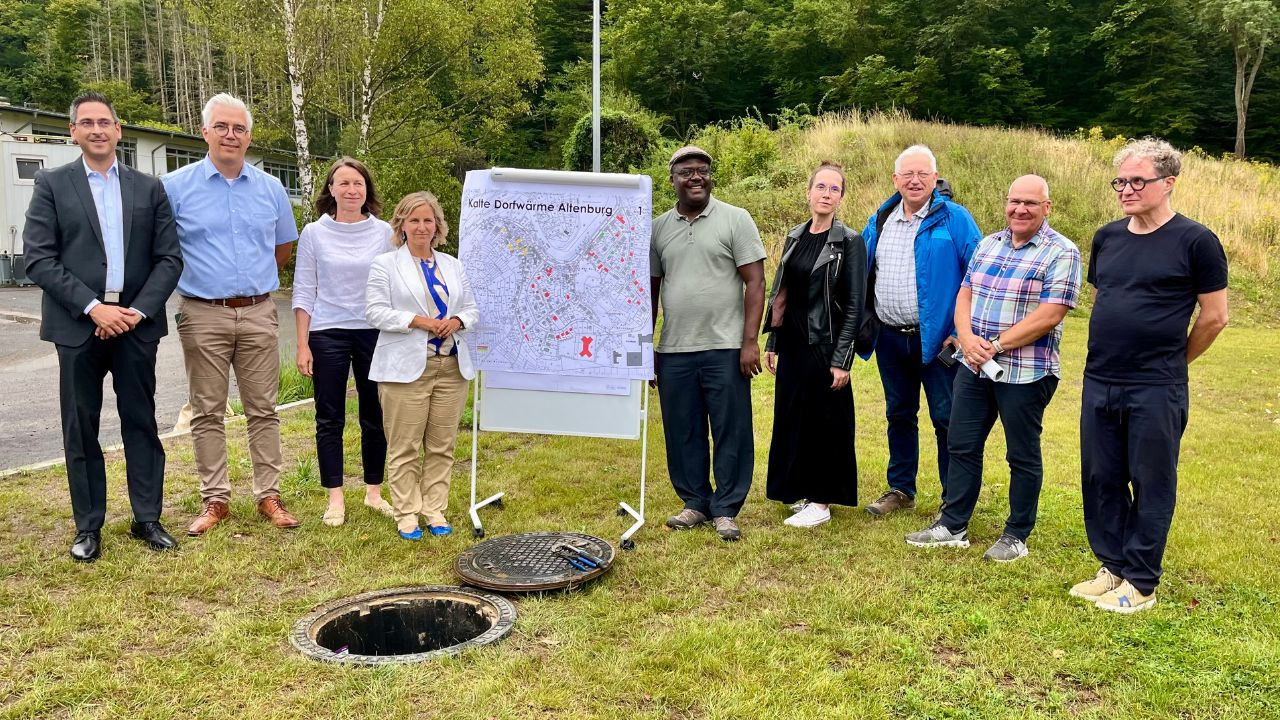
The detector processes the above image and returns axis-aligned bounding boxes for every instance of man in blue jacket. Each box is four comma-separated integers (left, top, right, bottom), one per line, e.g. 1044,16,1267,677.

861,145,981,517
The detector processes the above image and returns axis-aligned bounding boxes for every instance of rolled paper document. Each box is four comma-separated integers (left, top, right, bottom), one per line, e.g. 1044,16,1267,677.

980,358,1006,382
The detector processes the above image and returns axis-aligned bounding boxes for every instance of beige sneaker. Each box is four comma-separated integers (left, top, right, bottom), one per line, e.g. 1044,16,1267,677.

1094,580,1156,614
1068,567,1121,600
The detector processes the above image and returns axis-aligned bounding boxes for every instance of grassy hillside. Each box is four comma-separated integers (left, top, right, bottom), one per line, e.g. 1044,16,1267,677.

640,112,1280,323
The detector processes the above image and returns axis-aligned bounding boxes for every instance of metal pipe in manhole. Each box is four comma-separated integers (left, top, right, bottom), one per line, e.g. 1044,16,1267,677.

291,586,517,665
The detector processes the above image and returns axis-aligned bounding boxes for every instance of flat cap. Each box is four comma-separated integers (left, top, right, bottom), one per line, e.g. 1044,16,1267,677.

669,145,712,167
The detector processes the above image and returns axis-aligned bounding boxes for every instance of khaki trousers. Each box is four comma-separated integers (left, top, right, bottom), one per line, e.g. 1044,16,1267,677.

379,355,469,530
177,297,283,503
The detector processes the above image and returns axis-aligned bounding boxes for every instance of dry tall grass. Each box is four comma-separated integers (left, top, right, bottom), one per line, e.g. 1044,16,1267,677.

646,111,1280,320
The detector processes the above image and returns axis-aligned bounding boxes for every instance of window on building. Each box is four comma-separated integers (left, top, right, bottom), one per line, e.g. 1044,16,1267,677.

262,161,301,197
32,124,71,138
15,158,43,181
165,147,203,173
116,138,137,168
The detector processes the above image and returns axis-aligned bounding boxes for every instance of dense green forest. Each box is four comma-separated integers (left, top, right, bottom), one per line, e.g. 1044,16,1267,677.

3,0,1280,201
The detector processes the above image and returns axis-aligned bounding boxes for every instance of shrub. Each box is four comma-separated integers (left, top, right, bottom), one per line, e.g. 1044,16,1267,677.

562,109,661,173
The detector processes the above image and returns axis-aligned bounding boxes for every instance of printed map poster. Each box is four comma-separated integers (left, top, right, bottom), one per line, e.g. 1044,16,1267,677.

458,169,654,382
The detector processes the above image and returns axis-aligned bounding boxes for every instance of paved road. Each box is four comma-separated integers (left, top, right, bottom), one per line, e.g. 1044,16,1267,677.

0,288,298,471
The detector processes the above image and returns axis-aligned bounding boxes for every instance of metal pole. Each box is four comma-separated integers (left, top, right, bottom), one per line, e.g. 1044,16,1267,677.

592,0,601,173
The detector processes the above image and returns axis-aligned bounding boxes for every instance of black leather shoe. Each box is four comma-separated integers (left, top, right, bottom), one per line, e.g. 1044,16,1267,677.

130,521,178,551
70,531,101,562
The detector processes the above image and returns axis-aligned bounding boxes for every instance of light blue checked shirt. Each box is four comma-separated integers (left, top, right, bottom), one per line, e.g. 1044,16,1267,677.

162,155,297,299
81,158,128,316
874,200,928,326
962,221,1082,383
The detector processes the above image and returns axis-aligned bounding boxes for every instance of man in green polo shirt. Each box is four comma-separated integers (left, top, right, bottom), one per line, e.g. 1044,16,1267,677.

649,145,767,542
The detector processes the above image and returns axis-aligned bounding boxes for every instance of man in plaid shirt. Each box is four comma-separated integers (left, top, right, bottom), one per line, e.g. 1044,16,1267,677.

905,175,1081,562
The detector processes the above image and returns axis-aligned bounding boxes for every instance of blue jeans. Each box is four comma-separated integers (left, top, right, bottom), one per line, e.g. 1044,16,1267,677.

656,349,754,518
874,327,958,498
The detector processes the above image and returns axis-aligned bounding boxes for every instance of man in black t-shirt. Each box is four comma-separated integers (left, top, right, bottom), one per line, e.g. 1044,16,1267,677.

1069,138,1229,614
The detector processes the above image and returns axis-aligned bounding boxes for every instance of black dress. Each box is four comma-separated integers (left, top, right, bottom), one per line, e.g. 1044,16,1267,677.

765,228,859,506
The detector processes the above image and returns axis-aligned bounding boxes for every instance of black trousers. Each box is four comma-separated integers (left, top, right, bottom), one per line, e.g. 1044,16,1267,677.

940,370,1058,541
308,328,386,488
1080,378,1188,595
56,331,165,532
656,349,754,518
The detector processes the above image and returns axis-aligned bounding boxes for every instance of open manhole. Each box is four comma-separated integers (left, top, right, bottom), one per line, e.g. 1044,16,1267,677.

290,585,516,665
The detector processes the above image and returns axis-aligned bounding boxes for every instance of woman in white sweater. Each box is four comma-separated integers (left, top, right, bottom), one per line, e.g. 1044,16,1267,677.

292,157,395,526
365,191,479,540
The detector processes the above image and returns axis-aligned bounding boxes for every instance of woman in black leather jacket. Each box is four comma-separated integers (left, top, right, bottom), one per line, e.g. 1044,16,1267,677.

762,161,868,527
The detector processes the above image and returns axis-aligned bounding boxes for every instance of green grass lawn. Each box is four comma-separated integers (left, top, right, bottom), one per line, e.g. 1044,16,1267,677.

2,316,1278,719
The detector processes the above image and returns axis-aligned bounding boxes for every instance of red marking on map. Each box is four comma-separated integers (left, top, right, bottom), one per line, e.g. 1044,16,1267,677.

579,336,594,358
523,334,529,341
588,250,595,256
552,314,558,321
545,267,553,276
544,291,550,298
530,283,536,288
565,293,571,299
617,215,625,223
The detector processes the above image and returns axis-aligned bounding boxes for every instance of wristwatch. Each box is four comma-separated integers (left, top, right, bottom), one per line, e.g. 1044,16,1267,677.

989,336,1005,354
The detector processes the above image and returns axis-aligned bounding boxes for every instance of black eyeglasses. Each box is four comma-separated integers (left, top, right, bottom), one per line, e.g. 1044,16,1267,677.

210,122,250,137
1111,176,1168,192
674,167,712,180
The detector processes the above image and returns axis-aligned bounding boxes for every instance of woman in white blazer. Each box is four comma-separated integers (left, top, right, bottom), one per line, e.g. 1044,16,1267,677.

365,191,480,540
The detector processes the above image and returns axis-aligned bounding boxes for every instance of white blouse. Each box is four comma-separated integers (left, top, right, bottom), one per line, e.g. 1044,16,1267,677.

292,213,393,331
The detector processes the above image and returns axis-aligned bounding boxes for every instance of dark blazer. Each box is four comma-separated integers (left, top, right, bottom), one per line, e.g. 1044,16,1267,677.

23,159,183,346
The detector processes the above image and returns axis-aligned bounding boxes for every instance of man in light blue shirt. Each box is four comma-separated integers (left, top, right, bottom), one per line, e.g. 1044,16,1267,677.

162,92,301,536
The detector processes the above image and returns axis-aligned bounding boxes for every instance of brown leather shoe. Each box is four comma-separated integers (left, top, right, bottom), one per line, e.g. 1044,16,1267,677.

257,495,300,529
865,489,916,517
188,500,230,536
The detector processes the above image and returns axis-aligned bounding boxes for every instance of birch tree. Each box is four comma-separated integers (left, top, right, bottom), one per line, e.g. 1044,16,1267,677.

1205,0,1280,157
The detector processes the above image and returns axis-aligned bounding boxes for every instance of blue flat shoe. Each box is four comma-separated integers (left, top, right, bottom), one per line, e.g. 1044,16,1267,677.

428,524,452,536
398,527,423,541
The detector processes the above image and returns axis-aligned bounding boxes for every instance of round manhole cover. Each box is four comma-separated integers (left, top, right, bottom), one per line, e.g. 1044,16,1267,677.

290,585,516,665
456,531,615,592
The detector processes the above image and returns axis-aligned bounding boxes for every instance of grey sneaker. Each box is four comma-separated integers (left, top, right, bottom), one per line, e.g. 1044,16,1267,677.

983,534,1029,563
665,508,709,530
712,516,741,542
905,522,969,548
866,489,916,517
789,500,808,514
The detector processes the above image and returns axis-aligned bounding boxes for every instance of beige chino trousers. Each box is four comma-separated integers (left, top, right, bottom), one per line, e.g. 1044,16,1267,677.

379,355,469,531
177,297,283,504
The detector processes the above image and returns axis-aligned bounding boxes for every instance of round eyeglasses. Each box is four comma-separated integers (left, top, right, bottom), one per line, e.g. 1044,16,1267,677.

1110,176,1168,192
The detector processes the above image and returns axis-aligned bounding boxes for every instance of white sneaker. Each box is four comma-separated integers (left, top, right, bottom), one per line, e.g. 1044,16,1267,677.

784,503,831,528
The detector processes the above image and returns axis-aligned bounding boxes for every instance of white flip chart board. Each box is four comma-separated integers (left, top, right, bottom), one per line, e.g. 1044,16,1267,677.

458,167,654,440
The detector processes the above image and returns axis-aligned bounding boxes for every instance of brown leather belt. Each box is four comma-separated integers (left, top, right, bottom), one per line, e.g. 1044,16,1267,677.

186,293,271,308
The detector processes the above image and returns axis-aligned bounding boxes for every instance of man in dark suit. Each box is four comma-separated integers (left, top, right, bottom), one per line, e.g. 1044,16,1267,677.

23,91,184,562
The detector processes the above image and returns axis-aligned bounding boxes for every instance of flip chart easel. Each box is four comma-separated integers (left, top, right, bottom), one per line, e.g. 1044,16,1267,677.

461,167,653,550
